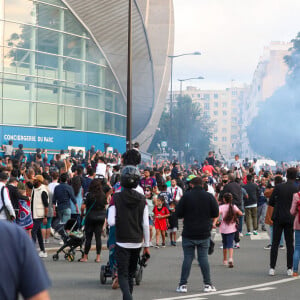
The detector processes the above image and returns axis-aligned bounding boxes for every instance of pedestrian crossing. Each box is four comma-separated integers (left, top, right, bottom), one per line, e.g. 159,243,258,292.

176,232,270,243
154,278,300,299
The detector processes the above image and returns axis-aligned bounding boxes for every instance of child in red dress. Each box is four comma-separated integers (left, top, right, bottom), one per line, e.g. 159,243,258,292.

153,195,170,248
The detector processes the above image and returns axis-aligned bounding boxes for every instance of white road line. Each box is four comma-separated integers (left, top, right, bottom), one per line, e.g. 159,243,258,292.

253,287,276,291
220,292,245,296
153,277,299,300
250,232,270,240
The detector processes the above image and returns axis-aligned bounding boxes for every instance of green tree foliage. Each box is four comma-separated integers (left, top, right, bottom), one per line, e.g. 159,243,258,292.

247,32,300,161
149,95,213,161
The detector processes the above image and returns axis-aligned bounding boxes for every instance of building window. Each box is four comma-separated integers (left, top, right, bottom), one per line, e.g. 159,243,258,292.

222,137,227,142
214,93,218,99
222,128,227,133
204,103,210,110
222,119,227,125
232,90,237,96
213,111,218,116
204,111,210,117
222,102,227,108
214,102,218,107
231,135,237,140
222,111,227,116
214,136,218,141
232,117,237,122
204,94,210,100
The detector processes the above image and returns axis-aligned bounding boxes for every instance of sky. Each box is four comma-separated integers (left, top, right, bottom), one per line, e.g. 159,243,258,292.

172,0,300,90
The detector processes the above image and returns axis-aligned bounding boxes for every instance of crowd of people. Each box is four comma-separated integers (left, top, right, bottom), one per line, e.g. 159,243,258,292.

1,141,300,299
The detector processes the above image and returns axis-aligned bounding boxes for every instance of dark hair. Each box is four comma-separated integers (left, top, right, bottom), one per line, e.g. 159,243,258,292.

8,140,13,145
287,167,297,180
246,174,253,182
60,173,68,183
87,167,95,176
274,175,283,185
8,177,18,184
51,172,59,180
190,176,202,186
160,183,167,191
223,193,238,225
18,144,23,149
88,178,104,201
72,175,82,196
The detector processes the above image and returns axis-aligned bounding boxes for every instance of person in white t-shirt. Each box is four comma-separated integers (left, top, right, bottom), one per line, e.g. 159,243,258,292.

167,179,183,203
96,157,107,178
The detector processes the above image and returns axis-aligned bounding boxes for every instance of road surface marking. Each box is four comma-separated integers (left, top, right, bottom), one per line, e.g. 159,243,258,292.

153,277,298,300
250,232,269,240
253,287,276,291
220,292,245,296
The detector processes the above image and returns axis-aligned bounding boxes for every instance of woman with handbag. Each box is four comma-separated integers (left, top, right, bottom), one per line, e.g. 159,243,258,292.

80,178,107,262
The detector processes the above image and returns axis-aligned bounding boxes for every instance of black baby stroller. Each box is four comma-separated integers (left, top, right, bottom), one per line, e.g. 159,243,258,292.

100,252,150,286
52,218,85,262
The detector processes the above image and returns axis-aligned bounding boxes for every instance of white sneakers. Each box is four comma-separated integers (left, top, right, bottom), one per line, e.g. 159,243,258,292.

176,285,187,293
269,268,293,276
176,284,216,293
39,251,48,258
204,285,217,292
269,268,275,276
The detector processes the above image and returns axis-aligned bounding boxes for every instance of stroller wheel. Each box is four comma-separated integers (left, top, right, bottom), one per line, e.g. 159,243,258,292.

53,254,59,261
135,266,143,285
100,265,107,284
64,253,69,260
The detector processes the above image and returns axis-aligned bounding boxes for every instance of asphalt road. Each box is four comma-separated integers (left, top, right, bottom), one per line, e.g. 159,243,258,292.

43,231,300,300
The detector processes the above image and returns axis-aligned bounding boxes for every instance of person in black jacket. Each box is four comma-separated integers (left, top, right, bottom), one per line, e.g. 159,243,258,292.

122,142,141,166
243,174,260,236
268,167,298,276
108,166,150,300
176,176,219,293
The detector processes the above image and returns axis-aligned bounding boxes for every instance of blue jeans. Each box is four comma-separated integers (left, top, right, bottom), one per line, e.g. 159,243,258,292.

58,208,71,224
179,237,212,286
293,230,300,272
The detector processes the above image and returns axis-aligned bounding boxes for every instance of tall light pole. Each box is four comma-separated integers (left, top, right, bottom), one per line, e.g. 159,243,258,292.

126,0,132,151
178,76,204,97
168,52,201,156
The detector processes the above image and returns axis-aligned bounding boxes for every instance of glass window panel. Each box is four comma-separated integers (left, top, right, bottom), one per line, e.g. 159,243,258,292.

3,22,31,50
87,110,105,132
5,0,36,24
37,28,58,54
63,88,81,106
86,92,105,110
2,74,33,100
62,106,83,130
64,10,84,36
36,103,57,127
36,52,58,75
115,115,126,136
63,58,80,79
64,34,81,59
86,63,99,86
3,47,31,74
86,39,102,63
36,79,59,103
3,99,30,125
36,3,60,30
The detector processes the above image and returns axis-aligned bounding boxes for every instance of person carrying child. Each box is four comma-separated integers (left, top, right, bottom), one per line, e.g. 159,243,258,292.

214,192,243,268
153,195,170,248
168,201,178,246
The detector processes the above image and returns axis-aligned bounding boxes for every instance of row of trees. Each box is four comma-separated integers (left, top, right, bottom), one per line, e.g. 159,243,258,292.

149,95,213,162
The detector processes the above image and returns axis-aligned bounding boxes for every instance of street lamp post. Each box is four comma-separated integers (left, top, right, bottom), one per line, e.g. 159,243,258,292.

126,0,132,151
168,52,201,157
178,76,204,97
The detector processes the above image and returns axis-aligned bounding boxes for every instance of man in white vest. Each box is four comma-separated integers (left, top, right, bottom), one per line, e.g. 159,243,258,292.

31,175,49,258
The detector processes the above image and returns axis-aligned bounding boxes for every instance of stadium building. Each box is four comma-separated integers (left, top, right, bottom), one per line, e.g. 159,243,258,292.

0,0,174,154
